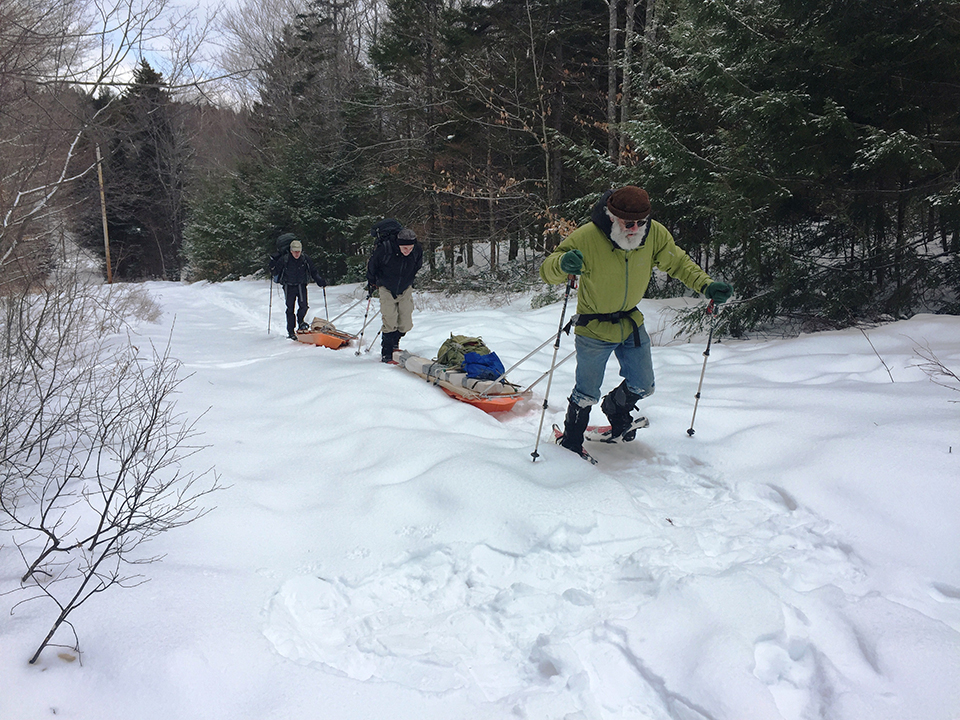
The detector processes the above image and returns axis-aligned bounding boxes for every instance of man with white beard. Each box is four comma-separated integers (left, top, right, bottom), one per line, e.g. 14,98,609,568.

539,186,733,459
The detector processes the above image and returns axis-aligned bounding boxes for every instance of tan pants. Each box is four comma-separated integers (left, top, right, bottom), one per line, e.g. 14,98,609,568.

378,285,414,334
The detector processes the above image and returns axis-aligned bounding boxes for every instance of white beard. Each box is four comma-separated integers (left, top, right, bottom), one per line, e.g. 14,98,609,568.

606,209,650,250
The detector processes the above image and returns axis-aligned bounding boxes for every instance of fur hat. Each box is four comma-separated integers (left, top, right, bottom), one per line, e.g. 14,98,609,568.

289,240,302,252
397,228,417,244
606,186,651,221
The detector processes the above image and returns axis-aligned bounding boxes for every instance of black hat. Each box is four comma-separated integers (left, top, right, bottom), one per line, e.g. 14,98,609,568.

397,228,417,245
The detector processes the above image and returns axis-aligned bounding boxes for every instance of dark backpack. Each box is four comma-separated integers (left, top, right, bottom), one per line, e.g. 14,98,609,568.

370,218,402,246
271,233,297,282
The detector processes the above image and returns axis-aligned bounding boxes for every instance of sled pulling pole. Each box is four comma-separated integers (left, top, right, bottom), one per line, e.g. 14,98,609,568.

532,276,576,462
687,300,717,437
322,286,329,319
478,332,565,398
330,296,365,325
522,351,575,394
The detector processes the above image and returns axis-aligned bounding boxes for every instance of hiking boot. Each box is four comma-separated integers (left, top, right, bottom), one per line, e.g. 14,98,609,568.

601,381,643,440
298,321,310,331
557,399,591,455
553,423,597,464
287,331,298,340
381,331,400,361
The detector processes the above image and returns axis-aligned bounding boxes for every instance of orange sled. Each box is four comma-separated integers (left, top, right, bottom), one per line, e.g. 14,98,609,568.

295,327,357,349
394,350,527,414
439,386,522,413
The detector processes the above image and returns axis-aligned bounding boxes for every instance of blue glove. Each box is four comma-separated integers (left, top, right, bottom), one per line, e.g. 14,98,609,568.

559,249,584,275
704,281,733,304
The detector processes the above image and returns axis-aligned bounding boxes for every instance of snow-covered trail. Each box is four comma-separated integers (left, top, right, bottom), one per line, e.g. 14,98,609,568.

5,279,956,720
139,280,960,720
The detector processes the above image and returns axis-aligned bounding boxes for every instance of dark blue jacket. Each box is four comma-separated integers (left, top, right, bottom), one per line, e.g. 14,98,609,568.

271,252,326,286
366,240,423,297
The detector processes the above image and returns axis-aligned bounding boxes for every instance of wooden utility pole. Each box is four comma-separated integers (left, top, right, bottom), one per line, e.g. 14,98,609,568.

95,144,113,283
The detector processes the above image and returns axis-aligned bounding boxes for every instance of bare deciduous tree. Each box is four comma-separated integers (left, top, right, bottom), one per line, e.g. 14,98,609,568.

1,0,222,664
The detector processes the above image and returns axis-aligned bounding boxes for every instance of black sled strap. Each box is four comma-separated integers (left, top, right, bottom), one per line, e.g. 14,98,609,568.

564,307,641,346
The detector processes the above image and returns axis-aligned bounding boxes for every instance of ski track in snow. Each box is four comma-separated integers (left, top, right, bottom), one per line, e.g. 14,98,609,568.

129,281,959,720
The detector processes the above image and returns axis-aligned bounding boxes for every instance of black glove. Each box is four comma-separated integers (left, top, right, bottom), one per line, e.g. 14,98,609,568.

366,282,377,297
317,276,327,287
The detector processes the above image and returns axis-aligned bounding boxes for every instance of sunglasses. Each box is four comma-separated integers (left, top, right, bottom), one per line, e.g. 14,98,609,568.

621,217,649,229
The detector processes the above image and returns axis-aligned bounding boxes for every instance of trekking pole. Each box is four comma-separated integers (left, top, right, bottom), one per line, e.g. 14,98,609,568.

359,309,381,334
365,329,382,353
268,279,273,334
687,300,717,437
532,276,576,462
355,295,373,356
322,286,329,319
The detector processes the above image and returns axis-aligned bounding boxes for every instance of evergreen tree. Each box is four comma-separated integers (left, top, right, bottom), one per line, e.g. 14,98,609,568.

78,60,188,281
615,0,960,329
184,0,377,282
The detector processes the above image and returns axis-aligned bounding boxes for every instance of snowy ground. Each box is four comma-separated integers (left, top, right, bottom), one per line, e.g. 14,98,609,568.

2,279,959,720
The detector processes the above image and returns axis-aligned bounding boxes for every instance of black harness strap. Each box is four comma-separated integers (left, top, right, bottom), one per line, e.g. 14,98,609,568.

564,307,642,346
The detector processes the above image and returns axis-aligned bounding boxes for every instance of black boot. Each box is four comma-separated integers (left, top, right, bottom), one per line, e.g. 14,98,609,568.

601,381,643,440
381,331,399,362
557,399,591,454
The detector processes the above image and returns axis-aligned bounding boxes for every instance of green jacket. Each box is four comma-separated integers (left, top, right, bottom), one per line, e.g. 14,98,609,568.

540,196,712,344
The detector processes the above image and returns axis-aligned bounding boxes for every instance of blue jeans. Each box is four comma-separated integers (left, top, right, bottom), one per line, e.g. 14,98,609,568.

570,327,655,407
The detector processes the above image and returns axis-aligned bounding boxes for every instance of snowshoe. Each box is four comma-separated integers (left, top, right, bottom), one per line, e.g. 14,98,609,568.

584,416,650,443
552,424,597,464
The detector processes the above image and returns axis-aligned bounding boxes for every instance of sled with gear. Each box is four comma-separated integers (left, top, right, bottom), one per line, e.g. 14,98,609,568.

295,317,357,349
392,334,527,413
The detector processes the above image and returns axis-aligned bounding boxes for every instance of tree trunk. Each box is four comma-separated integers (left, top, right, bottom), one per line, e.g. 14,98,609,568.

642,0,657,81
607,0,620,161
619,0,636,160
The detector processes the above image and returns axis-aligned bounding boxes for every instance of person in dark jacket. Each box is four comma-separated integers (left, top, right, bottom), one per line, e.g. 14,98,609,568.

366,227,423,362
270,235,327,340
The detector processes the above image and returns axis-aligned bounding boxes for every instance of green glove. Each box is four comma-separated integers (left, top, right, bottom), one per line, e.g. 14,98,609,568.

559,249,584,275
703,281,733,304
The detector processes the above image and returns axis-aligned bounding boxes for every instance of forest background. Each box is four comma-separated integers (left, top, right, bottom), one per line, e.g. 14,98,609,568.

3,0,960,334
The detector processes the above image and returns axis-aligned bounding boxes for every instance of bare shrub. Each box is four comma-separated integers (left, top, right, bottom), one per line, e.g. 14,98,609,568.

914,343,960,398
0,267,219,664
